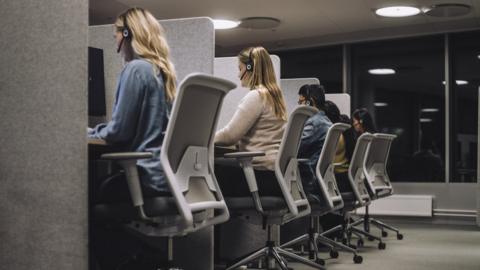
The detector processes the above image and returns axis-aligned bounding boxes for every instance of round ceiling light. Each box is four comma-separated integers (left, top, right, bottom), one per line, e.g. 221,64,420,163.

423,4,471,17
375,6,421,17
239,17,281,29
368,68,396,75
212,19,240,30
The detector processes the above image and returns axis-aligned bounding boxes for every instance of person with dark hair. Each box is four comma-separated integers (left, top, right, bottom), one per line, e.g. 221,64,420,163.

297,84,332,199
352,108,376,134
324,102,354,192
339,114,356,162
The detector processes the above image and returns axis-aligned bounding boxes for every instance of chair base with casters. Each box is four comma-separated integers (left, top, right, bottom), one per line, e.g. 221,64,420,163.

280,211,363,265
351,203,404,240
321,192,386,251
224,199,325,270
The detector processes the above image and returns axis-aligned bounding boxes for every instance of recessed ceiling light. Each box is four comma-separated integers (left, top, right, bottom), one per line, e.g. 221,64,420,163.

442,80,469,85
375,6,421,17
420,118,433,123
421,108,439,113
477,54,480,60
212,19,240,30
368,68,396,75
374,102,388,107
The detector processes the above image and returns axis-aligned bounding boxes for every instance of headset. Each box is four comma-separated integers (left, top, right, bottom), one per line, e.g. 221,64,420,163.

117,13,132,53
240,48,254,80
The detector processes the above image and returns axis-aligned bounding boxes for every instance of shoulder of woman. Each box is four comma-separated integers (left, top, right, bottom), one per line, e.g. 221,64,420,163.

124,59,153,74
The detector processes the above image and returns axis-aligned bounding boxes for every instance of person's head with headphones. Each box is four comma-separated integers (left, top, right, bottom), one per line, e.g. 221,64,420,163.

114,7,177,102
297,84,326,111
237,46,287,121
352,108,376,134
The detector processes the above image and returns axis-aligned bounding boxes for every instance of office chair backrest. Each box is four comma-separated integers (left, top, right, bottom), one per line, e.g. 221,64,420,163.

275,105,318,220
316,123,350,210
348,132,374,206
363,133,396,199
161,73,235,232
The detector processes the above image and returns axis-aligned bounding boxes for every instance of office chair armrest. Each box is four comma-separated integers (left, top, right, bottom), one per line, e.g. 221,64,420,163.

100,152,154,223
223,151,265,158
100,152,153,160
219,151,266,214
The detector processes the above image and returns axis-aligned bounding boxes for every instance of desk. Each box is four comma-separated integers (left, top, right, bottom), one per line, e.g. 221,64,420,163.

88,138,107,145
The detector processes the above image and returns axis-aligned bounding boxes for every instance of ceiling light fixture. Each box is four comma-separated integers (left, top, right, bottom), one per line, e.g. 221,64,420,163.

421,108,439,113
420,118,433,123
442,80,469,85
375,6,421,17
212,19,240,30
368,68,396,75
374,102,388,107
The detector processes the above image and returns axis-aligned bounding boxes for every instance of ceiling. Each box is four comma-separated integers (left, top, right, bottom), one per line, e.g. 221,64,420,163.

89,0,480,53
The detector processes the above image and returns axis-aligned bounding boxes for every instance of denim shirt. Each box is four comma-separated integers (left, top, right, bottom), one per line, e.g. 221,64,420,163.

88,58,170,192
297,110,332,192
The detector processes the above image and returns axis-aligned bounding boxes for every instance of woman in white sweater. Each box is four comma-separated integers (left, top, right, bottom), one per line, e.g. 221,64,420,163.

214,46,287,197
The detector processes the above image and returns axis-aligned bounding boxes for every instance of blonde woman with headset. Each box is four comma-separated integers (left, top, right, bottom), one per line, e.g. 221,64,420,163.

88,7,176,202
215,46,287,197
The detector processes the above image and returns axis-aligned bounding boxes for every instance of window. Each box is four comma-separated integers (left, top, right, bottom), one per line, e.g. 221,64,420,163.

274,45,343,93
351,35,445,182
450,30,480,182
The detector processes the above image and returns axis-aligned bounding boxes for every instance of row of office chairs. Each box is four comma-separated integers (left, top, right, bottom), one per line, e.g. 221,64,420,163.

92,73,400,270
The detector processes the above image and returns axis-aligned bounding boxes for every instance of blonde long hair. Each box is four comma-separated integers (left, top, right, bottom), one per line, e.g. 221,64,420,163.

115,8,176,102
238,46,287,121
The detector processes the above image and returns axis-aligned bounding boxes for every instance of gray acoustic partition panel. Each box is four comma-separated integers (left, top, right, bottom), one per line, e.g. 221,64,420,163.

89,17,214,120
280,78,351,116
0,0,88,269
214,55,281,128
478,87,480,227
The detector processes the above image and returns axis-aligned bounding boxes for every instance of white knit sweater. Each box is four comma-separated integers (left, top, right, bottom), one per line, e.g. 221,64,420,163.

215,88,286,170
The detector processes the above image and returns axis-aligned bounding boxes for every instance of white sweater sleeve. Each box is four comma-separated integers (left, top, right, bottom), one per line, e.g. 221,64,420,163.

215,90,264,146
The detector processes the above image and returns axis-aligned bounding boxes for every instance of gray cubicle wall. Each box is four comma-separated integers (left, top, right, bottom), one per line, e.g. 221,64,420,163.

89,17,215,120
280,78,351,116
214,55,281,128
89,17,216,269
477,87,480,227
0,0,88,269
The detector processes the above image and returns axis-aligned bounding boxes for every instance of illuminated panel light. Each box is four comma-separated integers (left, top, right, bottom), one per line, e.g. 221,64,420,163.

442,80,469,85
420,118,433,123
368,68,396,75
374,102,388,107
213,19,240,30
375,6,421,17
421,108,439,113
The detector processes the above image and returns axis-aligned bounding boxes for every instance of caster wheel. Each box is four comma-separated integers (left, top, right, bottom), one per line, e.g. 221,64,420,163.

329,250,339,259
368,236,375,241
342,238,347,245
378,242,386,250
382,231,388,237
315,258,325,266
348,244,357,249
357,239,364,247
397,234,404,240
353,255,363,264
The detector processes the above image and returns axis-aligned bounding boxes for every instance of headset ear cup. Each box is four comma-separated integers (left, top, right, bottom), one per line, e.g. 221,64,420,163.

122,28,129,38
305,100,311,106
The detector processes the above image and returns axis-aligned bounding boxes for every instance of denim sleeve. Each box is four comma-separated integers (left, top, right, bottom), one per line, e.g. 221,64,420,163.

298,120,315,157
88,66,144,143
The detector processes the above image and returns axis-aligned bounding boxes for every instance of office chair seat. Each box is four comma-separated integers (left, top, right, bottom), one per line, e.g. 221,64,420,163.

94,196,178,222
225,196,286,211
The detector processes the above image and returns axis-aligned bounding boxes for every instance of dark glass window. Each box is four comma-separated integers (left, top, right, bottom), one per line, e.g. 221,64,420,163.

274,45,343,93
351,35,445,182
450,30,480,182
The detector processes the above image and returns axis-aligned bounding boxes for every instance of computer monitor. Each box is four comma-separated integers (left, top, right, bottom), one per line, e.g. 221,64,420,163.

88,47,106,117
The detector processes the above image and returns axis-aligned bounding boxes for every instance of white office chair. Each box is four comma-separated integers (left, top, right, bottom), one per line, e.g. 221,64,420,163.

321,132,387,251
352,133,403,240
94,73,235,269
222,106,324,270
281,123,365,265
